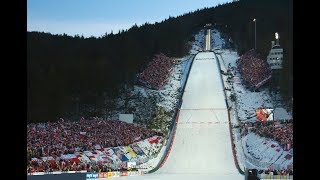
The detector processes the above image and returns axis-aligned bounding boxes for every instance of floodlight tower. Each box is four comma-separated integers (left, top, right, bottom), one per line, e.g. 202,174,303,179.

253,18,256,49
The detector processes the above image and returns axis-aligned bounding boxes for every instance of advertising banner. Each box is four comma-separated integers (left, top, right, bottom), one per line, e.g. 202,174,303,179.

107,172,113,178
256,108,274,121
86,172,98,180
127,161,137,169
112,171,120,177
124,146,137,157
98,172,105,178
121,171,128,176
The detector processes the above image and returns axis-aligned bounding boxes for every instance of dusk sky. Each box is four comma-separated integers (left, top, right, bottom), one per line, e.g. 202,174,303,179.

28,0,231,37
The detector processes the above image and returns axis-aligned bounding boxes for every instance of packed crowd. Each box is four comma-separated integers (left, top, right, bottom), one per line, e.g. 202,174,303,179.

27,119,163,173
237,49,271,89
257,168,293,176
139,53,176,90
27,158,139,173
240,119,293,150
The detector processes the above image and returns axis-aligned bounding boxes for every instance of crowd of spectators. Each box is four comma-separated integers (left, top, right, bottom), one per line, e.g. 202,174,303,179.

139,53,176,90
240,119,293,150
27,158,139,173
257,168,293,176
237,49,272,89
27,118,163,173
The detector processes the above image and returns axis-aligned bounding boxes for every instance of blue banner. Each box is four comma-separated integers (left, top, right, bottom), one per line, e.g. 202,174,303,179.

86,172,98,180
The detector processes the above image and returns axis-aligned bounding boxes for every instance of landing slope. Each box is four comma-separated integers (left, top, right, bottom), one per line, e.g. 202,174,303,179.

156,52,242,179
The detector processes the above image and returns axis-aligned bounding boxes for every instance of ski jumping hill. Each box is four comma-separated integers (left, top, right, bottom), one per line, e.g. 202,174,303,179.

152,51,243,179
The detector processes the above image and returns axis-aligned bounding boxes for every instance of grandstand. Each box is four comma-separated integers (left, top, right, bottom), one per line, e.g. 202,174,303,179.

237,49,272,90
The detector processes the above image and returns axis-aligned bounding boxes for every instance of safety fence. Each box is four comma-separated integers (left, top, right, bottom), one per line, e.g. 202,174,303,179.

147,54,195,174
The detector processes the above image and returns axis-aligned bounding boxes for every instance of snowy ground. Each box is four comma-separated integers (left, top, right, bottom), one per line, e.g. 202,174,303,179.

113,31,204,173
214,35,292,122
110,54,194,131
190,30,205,54
109,31,206,130
242,133,293,170
156,52,242,179
211,29,225,50
65,28,293,180
213,27,293,173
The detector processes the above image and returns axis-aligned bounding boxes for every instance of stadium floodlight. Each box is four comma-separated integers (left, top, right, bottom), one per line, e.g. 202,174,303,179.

253,18,256,49
275,32,279,39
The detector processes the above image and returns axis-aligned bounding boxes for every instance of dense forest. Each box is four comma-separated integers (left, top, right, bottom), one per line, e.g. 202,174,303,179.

28,0,292,123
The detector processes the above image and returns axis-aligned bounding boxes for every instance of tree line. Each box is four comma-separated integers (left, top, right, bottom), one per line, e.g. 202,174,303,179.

28,0,292,122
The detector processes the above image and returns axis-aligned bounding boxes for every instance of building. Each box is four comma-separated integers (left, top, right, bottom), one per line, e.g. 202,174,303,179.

267,32,283,70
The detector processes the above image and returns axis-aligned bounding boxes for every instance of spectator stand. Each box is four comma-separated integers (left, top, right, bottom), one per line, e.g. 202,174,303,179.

237,49,272,91
27,119,164,174
137,53,176,90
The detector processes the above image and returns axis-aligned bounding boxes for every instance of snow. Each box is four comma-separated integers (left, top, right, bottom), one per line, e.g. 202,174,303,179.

138,141,167,171
126,55,193,125
181,52,226,110
273,107,292,120
119,33,243,179
155,51,242,179
242,133,293,170
213,27,293,174
190,30,205,54
120,173,244,180
212,29,292,122
156,56,193,112
103,28,292,179
211,29,225,50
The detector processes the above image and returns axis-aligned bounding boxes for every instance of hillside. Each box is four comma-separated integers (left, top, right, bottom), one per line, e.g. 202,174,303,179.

28,0,292,122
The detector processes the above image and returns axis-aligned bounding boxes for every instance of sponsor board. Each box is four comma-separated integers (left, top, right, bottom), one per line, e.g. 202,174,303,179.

86,172,98,180
256,108,274,121
107,172,113,178
112,171,120,177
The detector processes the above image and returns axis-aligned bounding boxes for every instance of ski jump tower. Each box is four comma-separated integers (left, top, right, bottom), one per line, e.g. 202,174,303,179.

204,23,212,51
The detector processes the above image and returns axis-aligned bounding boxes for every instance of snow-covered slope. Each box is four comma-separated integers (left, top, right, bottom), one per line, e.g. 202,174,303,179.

155,52,242,179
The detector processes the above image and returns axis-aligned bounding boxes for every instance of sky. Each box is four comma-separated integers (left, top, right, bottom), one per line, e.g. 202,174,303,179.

27,0,232,37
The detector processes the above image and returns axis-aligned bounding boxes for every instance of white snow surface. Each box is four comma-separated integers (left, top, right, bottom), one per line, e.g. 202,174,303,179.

190,30,205,54
242,133,293,170
213,28,293,173
155,52,242,179
120,173,243,180
211,29,225,50
215,44,292,122
181,52,226,110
